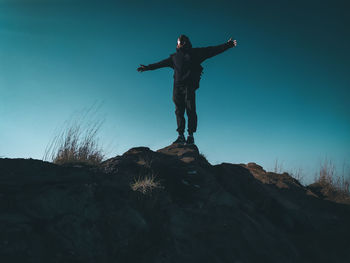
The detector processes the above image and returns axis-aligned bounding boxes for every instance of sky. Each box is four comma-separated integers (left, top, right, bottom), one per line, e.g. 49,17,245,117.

1,0,349,183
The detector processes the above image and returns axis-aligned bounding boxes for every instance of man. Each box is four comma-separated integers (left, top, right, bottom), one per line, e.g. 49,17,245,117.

137,35,237,145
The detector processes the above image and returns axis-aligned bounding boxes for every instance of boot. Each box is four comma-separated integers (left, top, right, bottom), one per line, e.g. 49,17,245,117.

173,134,186,144
186,134,195,145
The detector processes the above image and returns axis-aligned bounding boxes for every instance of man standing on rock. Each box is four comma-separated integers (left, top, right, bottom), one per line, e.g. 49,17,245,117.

137,35,237,145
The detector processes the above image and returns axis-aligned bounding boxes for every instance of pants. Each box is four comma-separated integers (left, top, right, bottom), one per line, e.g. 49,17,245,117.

172,82,197,134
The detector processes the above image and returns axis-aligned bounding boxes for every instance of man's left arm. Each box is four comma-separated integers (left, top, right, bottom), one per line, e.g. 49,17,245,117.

196,38,237,62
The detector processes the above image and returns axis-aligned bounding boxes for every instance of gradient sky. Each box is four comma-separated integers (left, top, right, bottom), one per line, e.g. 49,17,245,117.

1,0,349,182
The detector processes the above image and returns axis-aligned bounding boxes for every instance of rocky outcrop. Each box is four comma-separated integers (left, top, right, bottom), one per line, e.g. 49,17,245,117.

0,144,349,263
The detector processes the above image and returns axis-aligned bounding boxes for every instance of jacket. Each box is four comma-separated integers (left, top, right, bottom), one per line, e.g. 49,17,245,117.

146,41,234,89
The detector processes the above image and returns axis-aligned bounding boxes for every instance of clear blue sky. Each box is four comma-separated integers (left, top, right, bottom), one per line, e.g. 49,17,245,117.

1,0,349,182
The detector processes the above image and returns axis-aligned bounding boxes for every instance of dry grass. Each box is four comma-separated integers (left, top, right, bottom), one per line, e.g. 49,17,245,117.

289,167,305,185
130,175,163,194
43,105,105,165
273,158,284,174
313,159,350,202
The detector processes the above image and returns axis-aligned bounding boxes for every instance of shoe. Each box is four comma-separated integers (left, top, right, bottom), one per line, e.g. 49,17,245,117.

173,134,186,144
186,135,195,145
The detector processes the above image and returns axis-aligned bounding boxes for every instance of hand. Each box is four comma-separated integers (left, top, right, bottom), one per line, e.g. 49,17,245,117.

137,64,148,72
227,37,237,47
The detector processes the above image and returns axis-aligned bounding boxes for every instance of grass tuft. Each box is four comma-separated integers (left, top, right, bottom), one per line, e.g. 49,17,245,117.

313,159,350,199
130,175,162,194
43,104,105,166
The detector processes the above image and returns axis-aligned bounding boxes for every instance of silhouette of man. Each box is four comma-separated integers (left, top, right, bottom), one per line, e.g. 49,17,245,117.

137,35,237,145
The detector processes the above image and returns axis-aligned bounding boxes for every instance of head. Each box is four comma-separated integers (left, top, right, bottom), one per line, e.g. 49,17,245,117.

177,34,192,50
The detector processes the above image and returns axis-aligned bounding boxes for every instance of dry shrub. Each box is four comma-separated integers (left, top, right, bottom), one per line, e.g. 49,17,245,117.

44,105,105,165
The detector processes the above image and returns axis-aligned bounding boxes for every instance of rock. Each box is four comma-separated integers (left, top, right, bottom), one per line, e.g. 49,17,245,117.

1,145,350,263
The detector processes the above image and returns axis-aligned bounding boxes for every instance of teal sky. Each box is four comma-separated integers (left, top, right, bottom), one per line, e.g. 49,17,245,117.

1,0,349,182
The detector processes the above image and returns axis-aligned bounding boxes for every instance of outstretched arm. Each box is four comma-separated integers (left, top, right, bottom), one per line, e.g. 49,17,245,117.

137,56,173,72
196,37,237,62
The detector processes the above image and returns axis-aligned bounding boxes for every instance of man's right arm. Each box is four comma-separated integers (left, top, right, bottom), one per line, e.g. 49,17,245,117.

137,56,173,72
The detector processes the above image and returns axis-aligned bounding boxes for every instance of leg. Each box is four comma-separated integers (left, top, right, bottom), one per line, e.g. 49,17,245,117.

172,85,186,135
185,85,197,135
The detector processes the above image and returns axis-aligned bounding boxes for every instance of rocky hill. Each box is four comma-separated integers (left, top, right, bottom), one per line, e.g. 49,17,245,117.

1,144,349,263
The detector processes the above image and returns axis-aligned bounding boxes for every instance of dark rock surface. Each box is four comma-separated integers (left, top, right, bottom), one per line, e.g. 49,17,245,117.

1,144,349,263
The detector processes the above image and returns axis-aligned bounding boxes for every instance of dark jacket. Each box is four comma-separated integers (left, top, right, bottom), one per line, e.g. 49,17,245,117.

146,41,234,89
